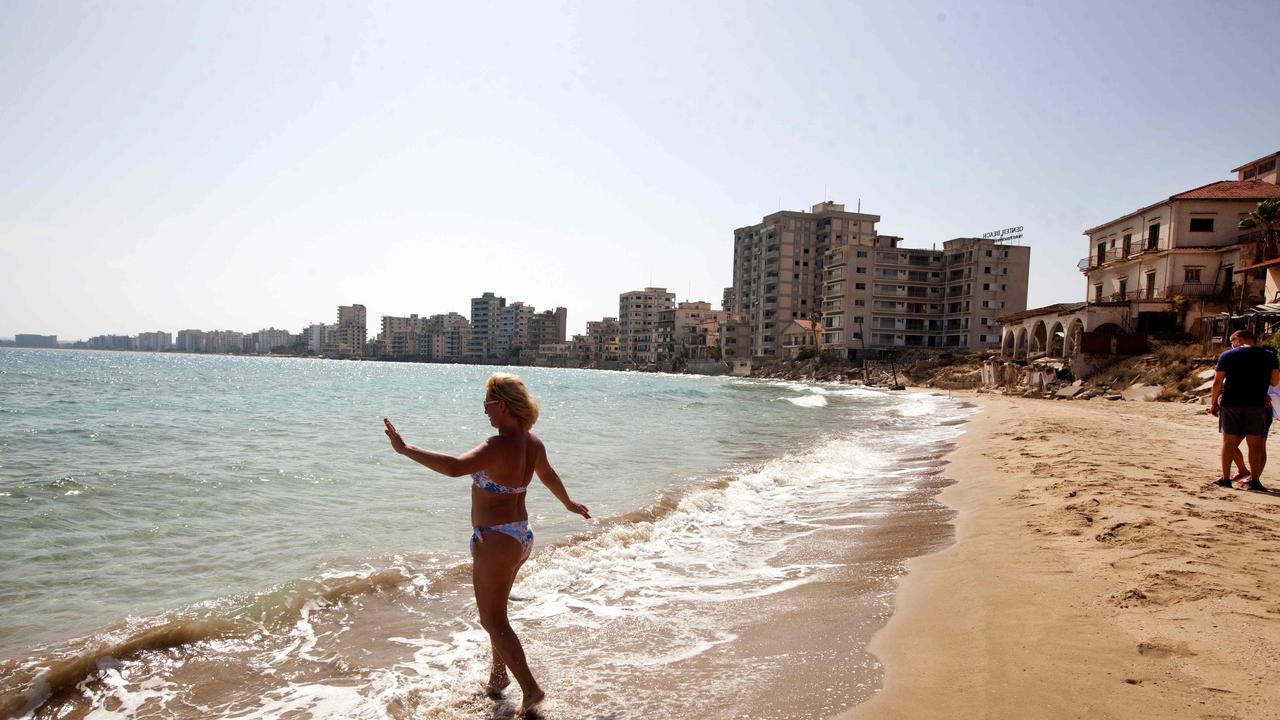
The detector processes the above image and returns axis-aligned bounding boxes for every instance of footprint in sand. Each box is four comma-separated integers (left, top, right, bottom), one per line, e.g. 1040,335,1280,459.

1137,640,1196,658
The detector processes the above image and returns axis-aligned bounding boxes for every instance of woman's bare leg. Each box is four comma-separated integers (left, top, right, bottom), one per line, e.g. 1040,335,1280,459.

473,535,543,714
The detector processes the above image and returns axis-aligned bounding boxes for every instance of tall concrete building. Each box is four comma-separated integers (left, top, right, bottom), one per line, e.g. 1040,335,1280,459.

136,331,173,352
302,323,335,354
656,301,726,361
469,292,506,360
619,287,674,363
530,307,568,349
585,317,620,363
496,302,536,360
732,201,1030,362
176,329,206,352
733,201,880,360
826,236,1029,352
15,334,58,348
335,304,367,356
426,312,471,360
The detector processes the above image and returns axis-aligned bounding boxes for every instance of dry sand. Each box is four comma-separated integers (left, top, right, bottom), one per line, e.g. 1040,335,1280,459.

840,393,1280,720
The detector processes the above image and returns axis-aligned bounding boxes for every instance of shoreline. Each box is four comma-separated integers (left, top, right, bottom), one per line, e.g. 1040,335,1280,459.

838,393,1280,718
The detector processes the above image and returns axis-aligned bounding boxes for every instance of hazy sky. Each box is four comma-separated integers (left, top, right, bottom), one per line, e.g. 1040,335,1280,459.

3,0,1278,340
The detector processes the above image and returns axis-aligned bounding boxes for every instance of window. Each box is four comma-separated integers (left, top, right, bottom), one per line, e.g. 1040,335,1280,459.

1001,268,1008,274
1094,284,1103,302
1118,278,1127,297
983,283,990,291
985,250,993,257
982,317,990,326
853,316,864,324
1184,267,1202,283
855,267,866,273
1245,168,1258,180
1122,233,1132,257
1096,242,1106,264
1260,159,1276,173
854,299,865,306
854,282,866,290
856,250,868,258
984,266,992,274
1189,217,1214,232
1147,223,1160,250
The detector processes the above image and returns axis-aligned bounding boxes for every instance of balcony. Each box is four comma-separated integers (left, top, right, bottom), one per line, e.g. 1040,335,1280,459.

1097,284,1229,303
1079,245,1163,272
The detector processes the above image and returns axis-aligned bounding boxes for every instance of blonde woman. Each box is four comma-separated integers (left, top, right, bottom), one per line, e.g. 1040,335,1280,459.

384,373,589,716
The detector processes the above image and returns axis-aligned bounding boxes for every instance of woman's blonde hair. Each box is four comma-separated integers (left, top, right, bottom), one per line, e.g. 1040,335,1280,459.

485,373,539,431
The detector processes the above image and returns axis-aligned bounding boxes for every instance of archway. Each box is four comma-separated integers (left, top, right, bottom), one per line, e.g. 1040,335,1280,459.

1064,318,1085,358
1015,327,1029,359
1049,321,1066,358
1030,321,1048,356
1002,329,1016,358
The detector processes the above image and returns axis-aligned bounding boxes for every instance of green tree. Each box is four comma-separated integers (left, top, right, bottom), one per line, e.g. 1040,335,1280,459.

1239,198,1280,262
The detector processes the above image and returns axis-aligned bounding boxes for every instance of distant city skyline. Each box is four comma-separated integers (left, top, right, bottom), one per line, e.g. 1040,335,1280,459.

3,1,1279,340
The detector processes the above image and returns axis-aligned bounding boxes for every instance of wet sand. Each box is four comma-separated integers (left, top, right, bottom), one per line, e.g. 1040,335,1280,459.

840,394,1280,720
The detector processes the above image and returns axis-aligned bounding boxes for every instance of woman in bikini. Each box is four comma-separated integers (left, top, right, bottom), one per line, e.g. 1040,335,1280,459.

383,373,590,717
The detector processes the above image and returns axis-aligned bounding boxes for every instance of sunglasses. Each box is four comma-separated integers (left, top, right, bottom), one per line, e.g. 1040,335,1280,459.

483,400,501,409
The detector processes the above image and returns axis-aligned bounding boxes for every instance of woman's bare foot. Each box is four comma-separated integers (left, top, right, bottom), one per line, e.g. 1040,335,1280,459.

520,687,545,718
484,667,511,697
1232,470,1251,483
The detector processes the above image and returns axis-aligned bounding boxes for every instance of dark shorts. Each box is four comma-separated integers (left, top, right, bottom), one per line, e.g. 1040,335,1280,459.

1220,406,1269,437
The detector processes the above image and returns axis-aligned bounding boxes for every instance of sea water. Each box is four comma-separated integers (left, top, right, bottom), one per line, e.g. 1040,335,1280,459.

0,348,971,718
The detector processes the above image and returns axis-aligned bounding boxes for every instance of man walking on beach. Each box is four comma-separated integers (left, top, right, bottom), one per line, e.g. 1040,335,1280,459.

1211,329,1279,491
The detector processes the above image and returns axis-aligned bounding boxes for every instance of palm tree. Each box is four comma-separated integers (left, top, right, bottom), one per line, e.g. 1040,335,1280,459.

1240,198,1280,262
807,310,823,349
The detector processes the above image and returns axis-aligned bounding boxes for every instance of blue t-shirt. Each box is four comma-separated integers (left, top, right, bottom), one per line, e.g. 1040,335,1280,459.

1216,345,1279,407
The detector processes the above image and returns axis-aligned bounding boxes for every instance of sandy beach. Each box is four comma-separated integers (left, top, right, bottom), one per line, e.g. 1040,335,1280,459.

840,393,1280,720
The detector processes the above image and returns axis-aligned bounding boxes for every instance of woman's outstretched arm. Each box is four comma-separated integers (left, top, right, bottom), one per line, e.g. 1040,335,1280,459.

534,445,590,519
384,418,494,477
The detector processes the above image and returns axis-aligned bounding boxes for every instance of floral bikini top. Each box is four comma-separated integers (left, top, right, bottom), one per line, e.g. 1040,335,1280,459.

470,469,527,495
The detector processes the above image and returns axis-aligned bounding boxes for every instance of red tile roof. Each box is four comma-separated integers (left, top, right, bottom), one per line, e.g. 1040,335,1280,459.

1170,180,1280,200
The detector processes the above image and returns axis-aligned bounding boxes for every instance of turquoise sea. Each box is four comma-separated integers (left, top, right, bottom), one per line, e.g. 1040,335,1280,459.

0,348,971,719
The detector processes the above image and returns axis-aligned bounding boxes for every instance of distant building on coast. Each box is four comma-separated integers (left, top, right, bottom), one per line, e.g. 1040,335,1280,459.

468,292,506,361
253,328,292,353
728,201,1029,365
302,323,335,354
135,331,173,351
14,334,58,348
619,288,675,364
530,307,568,349
333,305,367,357
87,335,133,350
999,149,1280,360
656,301,727,363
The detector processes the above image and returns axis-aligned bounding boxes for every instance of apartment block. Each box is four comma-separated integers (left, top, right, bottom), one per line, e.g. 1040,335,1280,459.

333,305,366,357
496,302,536,360
427,312,471,360
732,201,879,360
254,328,291,353
176,329,206,352
469,292,506,360
619,288,674,363
135,331,173,351
302,323,335,354
823,236,1029,351
381,314,430,357
87,335,133,350
656,301,727,361
585,317,620,363
15,334,58,348
530,307,568,349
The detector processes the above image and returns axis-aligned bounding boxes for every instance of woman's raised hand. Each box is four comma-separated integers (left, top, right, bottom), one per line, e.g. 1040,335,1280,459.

384,418,407,454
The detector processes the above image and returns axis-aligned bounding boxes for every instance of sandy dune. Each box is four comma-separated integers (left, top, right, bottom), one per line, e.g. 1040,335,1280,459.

841,394,1280,720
